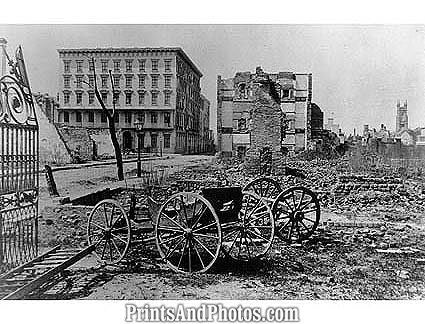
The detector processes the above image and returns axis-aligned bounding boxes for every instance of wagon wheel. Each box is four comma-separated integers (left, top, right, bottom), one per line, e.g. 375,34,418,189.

155,192,222,274
87,199,131,265
272,186,320,243
243,177,282,203
221,192,274,262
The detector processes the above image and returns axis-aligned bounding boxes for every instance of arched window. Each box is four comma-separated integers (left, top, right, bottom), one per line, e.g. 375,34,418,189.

238,83,247,98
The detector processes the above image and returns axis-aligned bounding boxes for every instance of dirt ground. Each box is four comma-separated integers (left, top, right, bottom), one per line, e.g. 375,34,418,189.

35,156,425,300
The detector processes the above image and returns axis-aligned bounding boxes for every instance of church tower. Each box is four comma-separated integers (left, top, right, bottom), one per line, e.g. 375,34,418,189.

396,100,408,133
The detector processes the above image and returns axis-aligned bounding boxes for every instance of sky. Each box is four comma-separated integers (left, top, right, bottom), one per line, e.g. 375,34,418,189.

1,24,425,135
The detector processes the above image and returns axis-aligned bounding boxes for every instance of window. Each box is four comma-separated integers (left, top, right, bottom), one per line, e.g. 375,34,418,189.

138,91,145,105
76,92,83,105
101,75,108,88
76,75,83,88
64,76,71,88
113,60,121,72
139,59,146,72
113,75,121,88
101,112,107,123
137,112,144,123
164,91,171,106
164,112,170,126
164,59,171,72
88,91,95,104
125,60,133,72
88,61,94,72
88,75,94,88
164,75,172,88
101,92,108,104
63,111,69,123
125,75,133,88
76,60,83,73
151,112,157,123
76,111,82,122
88,111,94,123
138,74,146,88
125,92,132,105
151,59,159,72
151,75,159,88
151,92,158,105
113,91,120,105
63,92,70,104
64,61,70,73
164,134,171,148
114,112,119,124
125,112,132,124
151,134,157,148
101,60,108,73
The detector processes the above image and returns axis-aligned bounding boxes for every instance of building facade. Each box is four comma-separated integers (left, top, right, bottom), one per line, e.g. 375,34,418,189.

217,67,312,157
56,47,209,154
200,95,214,153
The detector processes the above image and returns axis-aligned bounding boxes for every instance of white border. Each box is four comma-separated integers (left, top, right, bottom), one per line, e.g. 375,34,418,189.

1,0,425,24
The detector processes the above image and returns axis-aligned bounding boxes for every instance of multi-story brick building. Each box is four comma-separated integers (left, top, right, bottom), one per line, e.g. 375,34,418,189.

217,66,312,157
56,47,208,154
200,95,214,153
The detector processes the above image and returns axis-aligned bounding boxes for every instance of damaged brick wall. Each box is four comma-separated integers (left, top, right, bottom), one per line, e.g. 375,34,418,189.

56,125,96,163
245,75,284,174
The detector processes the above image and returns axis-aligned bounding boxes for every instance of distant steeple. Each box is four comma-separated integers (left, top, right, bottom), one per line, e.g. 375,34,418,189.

396,99,408,132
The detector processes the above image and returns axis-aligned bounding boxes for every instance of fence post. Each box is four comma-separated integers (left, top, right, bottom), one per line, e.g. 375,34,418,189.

45,165,59,197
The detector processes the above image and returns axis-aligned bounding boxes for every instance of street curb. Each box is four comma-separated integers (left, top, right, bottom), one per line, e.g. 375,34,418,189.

49,155,172,172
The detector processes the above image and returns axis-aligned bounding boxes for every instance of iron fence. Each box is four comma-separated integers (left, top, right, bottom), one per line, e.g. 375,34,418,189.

0,45,39,272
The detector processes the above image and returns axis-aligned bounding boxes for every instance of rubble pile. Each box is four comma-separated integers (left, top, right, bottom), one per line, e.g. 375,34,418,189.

334,175,404,194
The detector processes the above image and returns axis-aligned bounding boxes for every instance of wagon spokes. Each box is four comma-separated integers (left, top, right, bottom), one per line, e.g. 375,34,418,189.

87,199,131,265
272,186,320,243
155,192,221,274
243,177,282,203
221,192,274,262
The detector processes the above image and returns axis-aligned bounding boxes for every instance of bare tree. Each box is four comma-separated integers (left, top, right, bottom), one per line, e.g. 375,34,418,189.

85,57,124,180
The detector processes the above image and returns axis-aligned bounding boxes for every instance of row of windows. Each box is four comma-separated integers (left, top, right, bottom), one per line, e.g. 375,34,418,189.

61,111,171,126
132,133,171,149
63,91,173,106
63,74,173,89
175,111,200,131
176,58,200,87
64,58,173,74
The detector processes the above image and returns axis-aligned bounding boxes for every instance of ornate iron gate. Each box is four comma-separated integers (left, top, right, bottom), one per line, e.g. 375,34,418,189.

0,45,39,272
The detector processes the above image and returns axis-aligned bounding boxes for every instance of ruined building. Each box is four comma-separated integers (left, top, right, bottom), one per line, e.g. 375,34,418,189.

396,100,408,133
217,67,313,157
310,102,324,140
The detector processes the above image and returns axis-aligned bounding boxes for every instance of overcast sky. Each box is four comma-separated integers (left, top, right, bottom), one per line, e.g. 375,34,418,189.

1,24,424,134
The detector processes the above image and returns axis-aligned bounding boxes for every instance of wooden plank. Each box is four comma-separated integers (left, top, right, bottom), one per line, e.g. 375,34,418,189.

3,244,96,300
33,260,67,266
54,249,84,253
0,284,24,290
43,256,74,260
3,278,32,284
30,264,57,269
0,245,61,280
